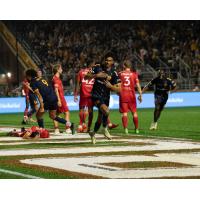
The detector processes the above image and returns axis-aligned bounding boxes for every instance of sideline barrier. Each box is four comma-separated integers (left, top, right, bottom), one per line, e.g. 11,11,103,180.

0,92,200,114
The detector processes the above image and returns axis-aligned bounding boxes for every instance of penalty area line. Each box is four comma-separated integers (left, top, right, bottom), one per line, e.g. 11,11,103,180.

0,168,41,179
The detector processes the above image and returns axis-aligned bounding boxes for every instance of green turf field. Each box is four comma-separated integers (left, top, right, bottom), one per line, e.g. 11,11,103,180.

0,107,199,141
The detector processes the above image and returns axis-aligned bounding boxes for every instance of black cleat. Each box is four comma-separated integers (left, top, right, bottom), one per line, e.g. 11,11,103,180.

70,123,75,135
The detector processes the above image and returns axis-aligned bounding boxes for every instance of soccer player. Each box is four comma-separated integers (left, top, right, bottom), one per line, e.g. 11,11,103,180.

119,60,142,134
25,69,75,134
142,69,176,130
74,60,95,133
85,56,121,144
21,78,38,124
52,64,72,134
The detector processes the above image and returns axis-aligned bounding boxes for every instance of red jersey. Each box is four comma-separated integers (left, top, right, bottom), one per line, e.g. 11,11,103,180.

119,69,139,102
22,79,30,96
52,75,65,100
77,68,94,98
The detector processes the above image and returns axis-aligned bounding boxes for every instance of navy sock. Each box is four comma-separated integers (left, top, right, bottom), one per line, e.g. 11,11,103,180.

54,116,67,124
37,119,44,128
94,121,101,132
102,115,108,128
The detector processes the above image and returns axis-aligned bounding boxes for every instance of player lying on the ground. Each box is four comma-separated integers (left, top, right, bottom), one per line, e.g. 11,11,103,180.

8,126,49,139
25,69,75,134
52,64,72,134
118,60,142,134
74,59,119,133
142,69,176,130
85,56,121,144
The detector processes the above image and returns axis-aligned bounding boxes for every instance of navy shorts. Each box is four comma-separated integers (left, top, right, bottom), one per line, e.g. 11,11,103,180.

92,96,109,108
44,100,58,111
155,94,168,107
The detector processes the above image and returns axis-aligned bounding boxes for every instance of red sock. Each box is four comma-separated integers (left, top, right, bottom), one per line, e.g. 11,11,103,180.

79,110,84,125
83,111,88,124
24,108,28,117
133,116,139,129
122,116,128,128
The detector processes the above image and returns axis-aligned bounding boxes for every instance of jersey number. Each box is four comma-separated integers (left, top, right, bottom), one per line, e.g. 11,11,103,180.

124,76,130,86
42,80,48,86
82,78,94,85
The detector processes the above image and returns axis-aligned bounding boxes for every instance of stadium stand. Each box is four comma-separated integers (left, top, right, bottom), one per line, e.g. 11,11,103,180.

1,21,200,95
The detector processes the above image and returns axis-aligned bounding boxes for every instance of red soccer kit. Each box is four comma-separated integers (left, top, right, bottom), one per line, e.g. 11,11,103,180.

22,79,30,100
77,68,94,107
52,75,69,113
119,69,139,113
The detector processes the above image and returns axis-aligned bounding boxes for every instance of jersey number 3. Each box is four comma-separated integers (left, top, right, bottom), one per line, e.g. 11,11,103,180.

124,76,130,86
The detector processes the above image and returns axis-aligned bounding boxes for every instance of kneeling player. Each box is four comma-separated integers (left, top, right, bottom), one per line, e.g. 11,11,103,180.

142,69,176,130
25,69,75,134
119,60,142,134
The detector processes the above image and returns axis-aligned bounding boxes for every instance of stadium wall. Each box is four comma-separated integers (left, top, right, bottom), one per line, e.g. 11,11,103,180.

0,92,200,114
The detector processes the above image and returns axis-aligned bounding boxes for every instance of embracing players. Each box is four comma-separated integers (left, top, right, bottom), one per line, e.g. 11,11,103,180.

85,56,121,144
118,60,142,134
142,69,176,130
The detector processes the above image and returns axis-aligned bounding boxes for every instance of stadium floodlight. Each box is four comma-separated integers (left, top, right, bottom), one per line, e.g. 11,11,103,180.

7,72,12,78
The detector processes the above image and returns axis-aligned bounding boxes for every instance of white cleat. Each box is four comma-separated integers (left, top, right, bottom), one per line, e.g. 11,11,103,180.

103,127,112,140
54,128,60,134
89,132,96,144
66,128,72,134
149,122,158,130
124,128,129,134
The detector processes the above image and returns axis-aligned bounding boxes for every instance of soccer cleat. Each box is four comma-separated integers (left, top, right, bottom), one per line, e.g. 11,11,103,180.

103,127,112,140
54,128,60,134
21,120,27,125
82,124,88,133
108,123,119,130
124,128,129,134
149,122,157,130
66,128,72,134
135,129,140,134
77,125,83,133
89,131,96,144
70,123,75,135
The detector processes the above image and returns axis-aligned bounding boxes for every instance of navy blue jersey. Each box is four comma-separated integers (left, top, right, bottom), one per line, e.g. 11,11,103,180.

150,77,176,96
30,77,57,104
90,65,121,101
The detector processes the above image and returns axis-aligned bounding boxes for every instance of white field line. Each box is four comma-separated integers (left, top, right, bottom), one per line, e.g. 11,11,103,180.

0,168,41,179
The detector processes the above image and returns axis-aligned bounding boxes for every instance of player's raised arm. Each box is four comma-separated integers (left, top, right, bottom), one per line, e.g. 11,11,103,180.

142,78,155,93
104,81,121,92
33,88,44,113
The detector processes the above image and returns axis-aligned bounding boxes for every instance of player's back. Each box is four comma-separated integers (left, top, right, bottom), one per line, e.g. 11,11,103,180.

30,77,57,103
52,75,65,98
78,68,94,97
119,70,138,102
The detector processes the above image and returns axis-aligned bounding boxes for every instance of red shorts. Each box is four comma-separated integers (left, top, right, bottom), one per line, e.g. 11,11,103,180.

119,101,137,113
57,99,69,113
79,96,93,108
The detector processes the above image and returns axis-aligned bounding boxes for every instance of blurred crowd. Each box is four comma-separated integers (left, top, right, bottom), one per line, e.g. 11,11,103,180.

2,21,200,96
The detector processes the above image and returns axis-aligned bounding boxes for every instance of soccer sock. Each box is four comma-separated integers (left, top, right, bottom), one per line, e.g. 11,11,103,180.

83,111,88,124
37,119,44,128
133,116,139,129
94,121,101,132
54,116,67,124
102,115,108,128
79,110,84,125
88,112,93,130
24,108,28,117
122,116,128,128
154,109,161,122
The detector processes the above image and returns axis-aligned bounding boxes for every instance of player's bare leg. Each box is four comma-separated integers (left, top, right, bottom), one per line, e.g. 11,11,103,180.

122,112,129,134
53,116,60,134
36,109,45,128
107,117,119,130
78,108,84,132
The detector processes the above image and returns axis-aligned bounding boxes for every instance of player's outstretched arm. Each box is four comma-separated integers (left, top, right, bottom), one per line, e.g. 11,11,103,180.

104,80,121,92
34,89,44,113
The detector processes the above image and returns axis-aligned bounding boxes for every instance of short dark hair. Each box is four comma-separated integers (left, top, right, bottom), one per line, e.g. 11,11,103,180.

26,69,37,78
